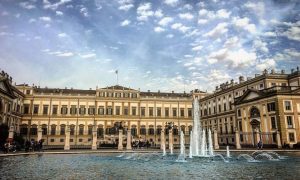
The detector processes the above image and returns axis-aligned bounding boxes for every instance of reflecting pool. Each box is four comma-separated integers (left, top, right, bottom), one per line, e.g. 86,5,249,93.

1,152,300,179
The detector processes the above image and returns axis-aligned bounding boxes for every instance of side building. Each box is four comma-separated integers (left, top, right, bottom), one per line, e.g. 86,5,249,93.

15,84,206,148
199,68,300,148
0,71,24,141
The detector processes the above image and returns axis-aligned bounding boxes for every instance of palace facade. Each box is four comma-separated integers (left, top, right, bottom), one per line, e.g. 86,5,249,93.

199,68,300,148
1,67,300,149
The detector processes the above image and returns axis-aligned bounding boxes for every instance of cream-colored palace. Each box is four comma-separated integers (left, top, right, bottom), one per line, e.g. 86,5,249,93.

1,67,300,149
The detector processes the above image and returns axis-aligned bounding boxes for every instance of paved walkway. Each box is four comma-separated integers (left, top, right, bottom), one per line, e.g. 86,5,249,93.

1,148,299,157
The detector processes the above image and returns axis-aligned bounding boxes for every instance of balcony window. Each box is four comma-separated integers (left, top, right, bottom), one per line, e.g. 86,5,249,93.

285,101,291,111
287,116,293,128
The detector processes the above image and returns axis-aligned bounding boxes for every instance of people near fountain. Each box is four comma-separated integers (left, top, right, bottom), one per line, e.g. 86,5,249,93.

257,140,263,149
38,139,44,152
3,141,9,153
146,140,150,149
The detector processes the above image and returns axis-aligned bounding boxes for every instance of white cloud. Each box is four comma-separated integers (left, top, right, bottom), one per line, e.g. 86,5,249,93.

183,4,193,10
137,3,154,21
223,36,240,48
244,1,265,18
58,33,67,38
232,17,256,34
29,18,36,23
216,9,231,19
80,7,89,17
56,11,63,16
253,39,269,53
191,45,203,51
154,9,164,18
164,0,179,7
284,26,300,41
204,22,228,38
119,4,134,11
198,19,208,24
166,34,174,38
120,20,131,26
208,48,257,68
256,59,276,71
158,17,173,26
154,27,165,33
198,8,231,19
39,16,52,22
171,23,190,33
56,52,74,57
19,2,36,9
43,0,72,10
263,31,276,37
179,13,194,20
80,53,96,59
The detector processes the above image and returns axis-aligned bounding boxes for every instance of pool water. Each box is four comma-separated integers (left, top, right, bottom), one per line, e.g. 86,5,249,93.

1,152,300,180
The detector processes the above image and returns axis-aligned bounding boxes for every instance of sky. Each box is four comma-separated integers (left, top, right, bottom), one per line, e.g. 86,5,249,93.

0,0,299,93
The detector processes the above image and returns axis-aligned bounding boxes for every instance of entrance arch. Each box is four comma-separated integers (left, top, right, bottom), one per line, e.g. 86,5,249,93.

249,106,261,146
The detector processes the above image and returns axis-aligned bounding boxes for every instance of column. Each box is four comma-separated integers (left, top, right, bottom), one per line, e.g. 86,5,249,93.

37,126,43,142
160,129,165,150
8,126,14,139
118,129,123,150
168,129,173,153
92,126,97,150
126,128,132,150
64,126,70,150
213,129,219,150
276,131,282,148
235,129,241,149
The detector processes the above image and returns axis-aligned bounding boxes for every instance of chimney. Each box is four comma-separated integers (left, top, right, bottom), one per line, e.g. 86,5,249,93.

263,69,268,74
172,91,174,93
255,74,260,77
291,68,294,73
239,76,244,83
281,70,285,74
148,90,150,93
230,79,234,84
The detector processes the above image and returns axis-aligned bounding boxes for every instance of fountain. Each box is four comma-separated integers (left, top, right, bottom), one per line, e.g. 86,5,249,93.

189,130,193,158
162,144,166,156
208,129,214,156
176,131,187,162
226,146,230,158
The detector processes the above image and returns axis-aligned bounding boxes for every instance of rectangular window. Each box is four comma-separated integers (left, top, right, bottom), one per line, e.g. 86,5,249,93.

237,109,241,117
107,106,113,115
224,103,227,111
165,108,169,117
79,106,86,115
259,83,264,89
132,107,137,115
116,106,120,115
24,104,30,114
88,106,95,115
149,107,153,116
218,105,221,112
124,107,128,115
88,126,93,135
43,105,48,115
289,133,295,142
52,105,58,115
282,83,287,86
70,105,77,115
61,105,68,115
271,116,277,129
180,108,184,117
141,107,145,116
188,108,192,117
172,108,177,117
33,105,39,114
98,106,104,115
157,107,161,117
287,116,293,128
267,102,276,112
79,126,84,135
26,89,31,95
285,101,291,111
238,121,242,131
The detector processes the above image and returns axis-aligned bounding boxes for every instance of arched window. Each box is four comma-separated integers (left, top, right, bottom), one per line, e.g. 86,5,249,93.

188,125,193,134
20,124,28,136
131,125,137,137
165,125,169,135
140,125,146,135
180,125,186,134
51,124,56,135
148,125,154,135
173,125,178,135
31,124,37,135
250,107,260,118
79,124,84,135
42,124,47,135
70,125,75,135
88,125,93,135
97,125,104,137
60,124,66,135
106,126,111,135
156,125,162,135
